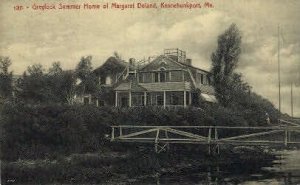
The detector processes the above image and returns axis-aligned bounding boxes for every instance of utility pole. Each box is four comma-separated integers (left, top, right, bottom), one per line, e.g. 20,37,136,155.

278,25,281,120
291,83,294,118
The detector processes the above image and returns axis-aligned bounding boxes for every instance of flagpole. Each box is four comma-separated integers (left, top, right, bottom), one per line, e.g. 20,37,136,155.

291,82,294,118
278,25,281,120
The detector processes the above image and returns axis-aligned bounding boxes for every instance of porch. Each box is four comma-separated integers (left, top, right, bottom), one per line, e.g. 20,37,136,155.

115,91,193,108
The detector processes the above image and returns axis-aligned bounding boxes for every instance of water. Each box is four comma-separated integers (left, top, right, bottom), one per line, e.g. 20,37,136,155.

123,150,300,185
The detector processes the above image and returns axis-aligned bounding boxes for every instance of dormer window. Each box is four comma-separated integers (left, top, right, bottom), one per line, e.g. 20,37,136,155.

154,72,159,82
106,76,112,85
200,74,204,84
154,68,168,83
100,76,112,85
160,68,166,82
160,60,167,65
207,76,211,85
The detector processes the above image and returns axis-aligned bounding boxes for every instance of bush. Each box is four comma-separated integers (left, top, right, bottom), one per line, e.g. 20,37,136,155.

0,102,278,161
0,104,111,161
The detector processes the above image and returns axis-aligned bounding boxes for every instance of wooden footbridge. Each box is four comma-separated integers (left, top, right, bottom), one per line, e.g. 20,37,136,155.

109,122,300,154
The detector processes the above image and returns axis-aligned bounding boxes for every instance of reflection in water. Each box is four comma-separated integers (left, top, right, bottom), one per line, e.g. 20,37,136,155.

132,150,300,185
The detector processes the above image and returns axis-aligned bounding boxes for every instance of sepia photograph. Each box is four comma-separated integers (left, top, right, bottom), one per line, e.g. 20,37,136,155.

0,0,300,184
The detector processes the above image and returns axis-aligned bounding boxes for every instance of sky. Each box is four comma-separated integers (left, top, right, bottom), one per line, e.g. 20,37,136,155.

0,0,299,116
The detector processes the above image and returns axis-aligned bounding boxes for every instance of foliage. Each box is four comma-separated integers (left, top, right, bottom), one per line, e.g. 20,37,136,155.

1,104,112,161
0,56,13,99
16,63,76,104
47,69,77,104
0,56,12,74
96,86,115,106
211,23,242,106
0,103,279,162
16,65,48,103
210,24,279,122
75,56,98,94
2,104,266,161
48,61,63,75
75,56,93,80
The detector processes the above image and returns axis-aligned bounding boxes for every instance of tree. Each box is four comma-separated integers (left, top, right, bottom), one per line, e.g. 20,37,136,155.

210,24,279,124
27,64,44,76
211,24,242,106
47,62,76,104
16,64,49,103
61,71,76,105
75,56,97,95
75,56,93,80
48,61,63,75
0,56,13,99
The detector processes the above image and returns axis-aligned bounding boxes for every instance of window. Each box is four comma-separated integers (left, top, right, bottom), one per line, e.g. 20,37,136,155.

154,72,159,82
83,97,90,105
157,95,164,106
132,93,145,106
153,68,168,83
138,73,143,83
160,60,167,65
105,76,112,85
100,76,106,85
144,73,152,83
200,74,204,84
171,93,179,105
160,68,166,82
99,100,105,106
170,71,183,82
121,97,128,107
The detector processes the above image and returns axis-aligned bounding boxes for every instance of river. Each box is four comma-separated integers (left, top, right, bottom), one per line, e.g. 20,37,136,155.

121,150,300,185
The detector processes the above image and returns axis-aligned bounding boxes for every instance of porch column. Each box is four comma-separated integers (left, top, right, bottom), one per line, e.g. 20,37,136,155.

189,91,192,105
144,92,147,106
115,91,118,107
184,91,186,107
163,91,166,108
89,95,92,104
129,91,132,107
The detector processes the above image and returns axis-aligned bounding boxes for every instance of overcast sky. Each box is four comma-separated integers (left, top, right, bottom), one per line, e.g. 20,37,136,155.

1,0,299,116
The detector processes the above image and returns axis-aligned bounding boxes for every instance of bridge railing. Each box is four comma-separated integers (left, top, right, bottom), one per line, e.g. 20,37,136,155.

110,125,300,146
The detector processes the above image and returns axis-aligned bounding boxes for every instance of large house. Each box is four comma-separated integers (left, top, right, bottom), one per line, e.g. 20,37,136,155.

79,48,217,107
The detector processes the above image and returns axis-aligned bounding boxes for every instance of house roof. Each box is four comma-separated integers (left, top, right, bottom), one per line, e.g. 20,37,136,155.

112,51,215,95
179,61,211,74
93,56,127,75
141,54,211,74
114,78,147,92
140,82,191,91
197,84,215,95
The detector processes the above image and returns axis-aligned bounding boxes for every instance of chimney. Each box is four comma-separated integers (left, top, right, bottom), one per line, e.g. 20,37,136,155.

129,58,136,66
127,58,137,77
186,58,192,65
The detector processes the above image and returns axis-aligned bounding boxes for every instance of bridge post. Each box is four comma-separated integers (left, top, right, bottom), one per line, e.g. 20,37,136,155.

165,130,170,150
155,129,160,153
111,127,115,141
119,126,123,136
284,128,288,147
214,128,220,155
208,128,211,155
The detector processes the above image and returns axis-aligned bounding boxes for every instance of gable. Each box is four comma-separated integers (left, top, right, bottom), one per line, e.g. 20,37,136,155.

140,55,185,72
